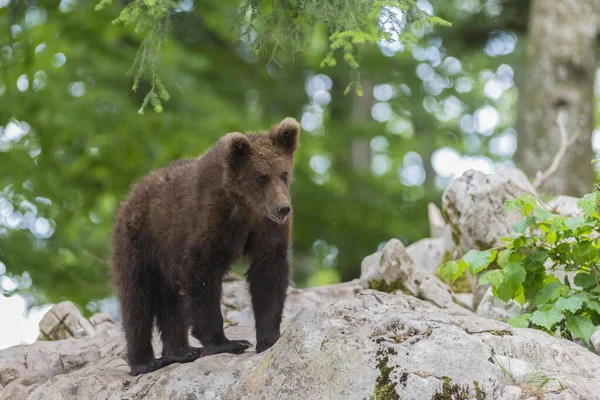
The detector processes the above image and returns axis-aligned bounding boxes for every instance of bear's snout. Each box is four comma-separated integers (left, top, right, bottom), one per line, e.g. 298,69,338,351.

276,205,291,216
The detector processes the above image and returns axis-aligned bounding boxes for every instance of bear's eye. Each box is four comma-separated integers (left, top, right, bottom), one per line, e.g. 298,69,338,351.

257,175,268,184
282,172,289,184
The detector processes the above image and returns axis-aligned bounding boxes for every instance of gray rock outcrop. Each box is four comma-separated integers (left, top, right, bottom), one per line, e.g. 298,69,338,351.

38,301,96,341
442,168,537,257
359,239,467,313
2,289,600,399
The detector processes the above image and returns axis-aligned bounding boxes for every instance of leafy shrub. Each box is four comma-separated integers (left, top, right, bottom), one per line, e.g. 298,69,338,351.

440,191,600,345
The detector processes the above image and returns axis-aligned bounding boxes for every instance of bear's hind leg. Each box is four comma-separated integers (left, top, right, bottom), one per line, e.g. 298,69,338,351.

119,272,164,376
157,286,202,364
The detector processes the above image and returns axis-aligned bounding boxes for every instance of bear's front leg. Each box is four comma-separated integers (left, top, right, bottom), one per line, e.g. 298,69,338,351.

247,240,290,353
183,255,252,356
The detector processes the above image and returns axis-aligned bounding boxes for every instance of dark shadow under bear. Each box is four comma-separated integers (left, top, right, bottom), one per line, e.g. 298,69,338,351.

110,118,300,375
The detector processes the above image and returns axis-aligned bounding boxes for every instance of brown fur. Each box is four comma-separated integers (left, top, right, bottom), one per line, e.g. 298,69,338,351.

110,118,300,375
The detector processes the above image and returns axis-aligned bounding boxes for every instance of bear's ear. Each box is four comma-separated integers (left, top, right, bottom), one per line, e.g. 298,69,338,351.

270,117,300,152
225,132,251,169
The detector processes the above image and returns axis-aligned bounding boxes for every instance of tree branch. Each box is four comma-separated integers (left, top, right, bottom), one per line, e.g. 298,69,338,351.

534,110,580,188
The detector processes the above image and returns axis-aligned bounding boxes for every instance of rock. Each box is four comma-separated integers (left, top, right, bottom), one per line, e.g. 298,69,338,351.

360,239,468,313
220,279,363,327
548,195,584,218
406,236,453,275
592,327,600,355
476,287,526,322
360,239,410,292
2,290,600,399
89,313,120,338
427,202,446,238
442,168,537,257
38,301,96,341
453,293,475,310
406,237,444,274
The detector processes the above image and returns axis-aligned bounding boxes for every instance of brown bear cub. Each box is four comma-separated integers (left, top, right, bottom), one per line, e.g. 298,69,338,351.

110,117,300,375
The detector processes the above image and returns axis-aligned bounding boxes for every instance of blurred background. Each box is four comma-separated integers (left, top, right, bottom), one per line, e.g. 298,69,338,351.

1,0,599,348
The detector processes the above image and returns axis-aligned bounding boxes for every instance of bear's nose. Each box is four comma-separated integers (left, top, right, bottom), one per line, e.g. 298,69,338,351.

277,205,291,216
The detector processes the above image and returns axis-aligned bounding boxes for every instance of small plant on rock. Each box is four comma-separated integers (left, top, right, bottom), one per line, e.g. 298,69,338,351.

440,190,600,345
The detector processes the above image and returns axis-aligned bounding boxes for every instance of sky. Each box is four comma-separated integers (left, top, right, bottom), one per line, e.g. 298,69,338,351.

0,294,52,349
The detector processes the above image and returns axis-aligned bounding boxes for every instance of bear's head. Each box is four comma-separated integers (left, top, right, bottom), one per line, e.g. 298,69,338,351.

224,117,300,224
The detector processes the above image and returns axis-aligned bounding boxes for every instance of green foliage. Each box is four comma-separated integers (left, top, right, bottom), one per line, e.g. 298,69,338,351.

440,191,600,345
439,260,466,282
463,249,495,275
479,270,503,288
95,0,174,113
507,313,531,329
98,0,450,110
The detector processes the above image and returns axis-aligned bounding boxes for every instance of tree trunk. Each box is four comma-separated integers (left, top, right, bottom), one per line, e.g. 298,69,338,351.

350,82,374,172
516,0,599,196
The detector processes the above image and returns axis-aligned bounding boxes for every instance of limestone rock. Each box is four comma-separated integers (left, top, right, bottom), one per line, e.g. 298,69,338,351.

453,292,475,310
360,239,413,291
220,279,363,327
548,195,584,218
89,312,120,338
406,235,453,275
427,202,446,238
2,290,600,400
442,168,537,256
38,301,95,341
592,327,600,355
360,239,467,313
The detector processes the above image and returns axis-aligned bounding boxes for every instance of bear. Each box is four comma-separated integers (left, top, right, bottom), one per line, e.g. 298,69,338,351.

110,117,300,376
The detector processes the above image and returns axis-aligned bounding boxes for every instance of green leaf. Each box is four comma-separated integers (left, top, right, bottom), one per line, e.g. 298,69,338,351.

439,260,467,283
546,231,557,244
513,215,537,234
507,313,531,328
574,241,592,259
574,272,598,289
532,205,554,221
494,281,521,302
528,251,548,263
554,293,587,313
509,251,525,262
464,249,495,275
513,219,528,234
584,300,600,314
479,270,504,288
534,282,566,307
497,250,511,267
504,262,527,286
503,199,519,212
514,285,526,305
566,314,596,344
565,217,585,231
577,192,598,217
519,194,537,215
530,309,563,330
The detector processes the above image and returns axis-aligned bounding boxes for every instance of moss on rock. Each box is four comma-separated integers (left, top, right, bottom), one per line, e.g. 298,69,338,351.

370,348,401,400
368,279,405,294
431,377,487,400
